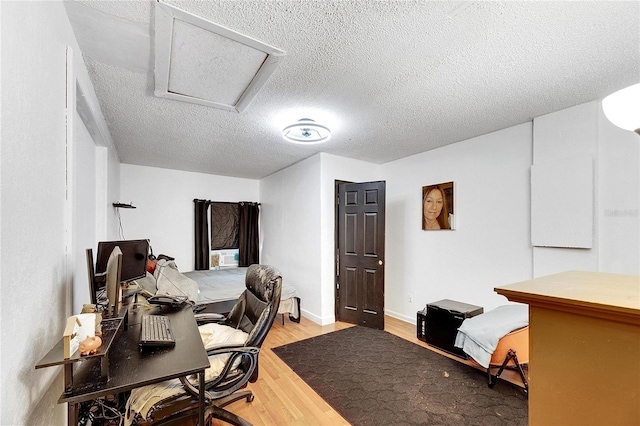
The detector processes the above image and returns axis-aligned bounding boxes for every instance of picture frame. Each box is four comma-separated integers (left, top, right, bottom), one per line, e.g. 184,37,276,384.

422,181,455,230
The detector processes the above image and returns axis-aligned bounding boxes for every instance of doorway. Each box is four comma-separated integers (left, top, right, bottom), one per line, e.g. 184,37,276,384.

335,180,386,329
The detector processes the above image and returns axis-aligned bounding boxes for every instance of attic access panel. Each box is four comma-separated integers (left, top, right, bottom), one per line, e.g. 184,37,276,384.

154,1,285,113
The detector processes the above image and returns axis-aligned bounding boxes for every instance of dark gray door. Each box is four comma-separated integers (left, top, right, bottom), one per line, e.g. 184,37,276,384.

336,181,386,329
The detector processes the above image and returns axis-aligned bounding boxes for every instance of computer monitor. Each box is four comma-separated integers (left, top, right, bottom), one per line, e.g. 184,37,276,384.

105,246,123,317
96,239,149,284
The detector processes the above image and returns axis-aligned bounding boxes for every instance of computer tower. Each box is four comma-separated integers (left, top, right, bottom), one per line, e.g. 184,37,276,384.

425,299,483,358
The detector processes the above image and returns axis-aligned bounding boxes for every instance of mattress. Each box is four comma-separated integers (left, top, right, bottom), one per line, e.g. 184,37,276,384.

454,304,529,368
184,267,299,318
184,267,249,304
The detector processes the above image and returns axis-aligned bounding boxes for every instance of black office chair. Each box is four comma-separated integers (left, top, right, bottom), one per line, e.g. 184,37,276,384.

125,264,282,426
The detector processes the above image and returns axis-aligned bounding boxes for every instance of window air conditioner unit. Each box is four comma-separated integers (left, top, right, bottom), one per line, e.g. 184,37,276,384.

219,254,239,267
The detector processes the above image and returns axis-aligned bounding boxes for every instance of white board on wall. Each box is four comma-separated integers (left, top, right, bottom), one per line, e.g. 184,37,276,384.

531,157,594,248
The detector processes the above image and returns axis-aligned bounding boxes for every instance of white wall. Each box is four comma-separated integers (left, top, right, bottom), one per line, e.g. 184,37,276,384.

597,105,640,274
260,153,381,324
0,2,119,424
71,116,122,313
73,112,98,312
382,123,534,322
532,102,600,276
532,101,640,277
120,164,259,271
260,155,324,322
105,147,122,240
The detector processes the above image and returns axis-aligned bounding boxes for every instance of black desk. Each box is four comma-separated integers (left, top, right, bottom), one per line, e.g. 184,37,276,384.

36,304,209,425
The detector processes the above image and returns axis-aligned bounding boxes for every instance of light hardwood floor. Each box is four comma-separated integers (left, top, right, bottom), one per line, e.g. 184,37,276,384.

218,315,526,425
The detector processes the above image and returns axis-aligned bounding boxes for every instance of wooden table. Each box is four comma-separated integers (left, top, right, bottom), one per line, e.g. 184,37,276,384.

36,304,209,425
495,270,640,426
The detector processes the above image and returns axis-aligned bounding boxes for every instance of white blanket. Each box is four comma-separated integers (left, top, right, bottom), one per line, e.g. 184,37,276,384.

454,304,528,368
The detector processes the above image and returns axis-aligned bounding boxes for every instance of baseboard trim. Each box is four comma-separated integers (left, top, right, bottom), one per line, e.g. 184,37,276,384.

384,309,415,324
299,309,336,326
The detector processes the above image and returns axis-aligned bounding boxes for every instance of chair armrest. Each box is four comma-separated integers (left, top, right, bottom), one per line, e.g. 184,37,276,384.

180,346,260,401
206,345,259,357
195,313,225,324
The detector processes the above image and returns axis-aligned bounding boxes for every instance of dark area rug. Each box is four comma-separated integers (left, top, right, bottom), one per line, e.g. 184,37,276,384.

272,326,527,426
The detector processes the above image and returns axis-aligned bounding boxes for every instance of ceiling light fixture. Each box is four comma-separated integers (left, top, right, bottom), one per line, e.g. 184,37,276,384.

602,83,640,135
282,119,331,144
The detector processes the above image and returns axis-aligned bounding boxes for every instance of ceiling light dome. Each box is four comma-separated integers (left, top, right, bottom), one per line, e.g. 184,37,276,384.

602,83,640,135
282,118,331,144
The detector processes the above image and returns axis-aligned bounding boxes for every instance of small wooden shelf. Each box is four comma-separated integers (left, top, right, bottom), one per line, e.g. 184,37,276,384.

36,318,121,368
36,311,127,395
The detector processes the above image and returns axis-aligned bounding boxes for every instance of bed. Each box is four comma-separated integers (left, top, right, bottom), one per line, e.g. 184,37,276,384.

454,304,529,391
184,267,301,323
135,261,300,323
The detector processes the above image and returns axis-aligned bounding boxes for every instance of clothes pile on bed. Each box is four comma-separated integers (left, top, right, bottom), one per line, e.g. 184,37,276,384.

135,258,200,303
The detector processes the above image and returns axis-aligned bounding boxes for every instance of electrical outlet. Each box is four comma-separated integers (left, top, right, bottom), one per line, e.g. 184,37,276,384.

408,294,413,303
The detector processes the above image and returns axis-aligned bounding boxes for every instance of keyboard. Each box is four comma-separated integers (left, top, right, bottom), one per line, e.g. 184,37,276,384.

139,315,176,348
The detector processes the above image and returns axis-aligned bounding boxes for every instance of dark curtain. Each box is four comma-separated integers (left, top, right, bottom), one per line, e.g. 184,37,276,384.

194,199,210,270
210,202,239,249
238,202,260,266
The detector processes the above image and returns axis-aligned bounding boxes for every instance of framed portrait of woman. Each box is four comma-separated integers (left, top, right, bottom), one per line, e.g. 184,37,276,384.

422,181,455,230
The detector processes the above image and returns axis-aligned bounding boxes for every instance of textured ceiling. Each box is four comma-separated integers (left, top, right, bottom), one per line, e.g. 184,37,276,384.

65,0,640,179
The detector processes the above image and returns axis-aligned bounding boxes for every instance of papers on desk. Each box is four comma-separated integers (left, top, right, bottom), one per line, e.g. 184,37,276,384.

63,316,81,358
63,313,98,358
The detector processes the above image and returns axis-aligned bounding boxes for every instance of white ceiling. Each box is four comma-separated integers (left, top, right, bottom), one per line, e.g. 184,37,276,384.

65,0,640,180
